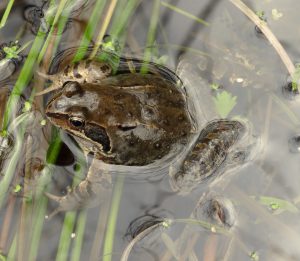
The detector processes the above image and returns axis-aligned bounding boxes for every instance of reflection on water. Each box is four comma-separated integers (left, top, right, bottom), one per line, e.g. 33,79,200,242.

0,0,300,260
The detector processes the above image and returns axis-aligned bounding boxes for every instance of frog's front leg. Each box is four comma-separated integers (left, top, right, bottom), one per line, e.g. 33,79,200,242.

45,157,112,218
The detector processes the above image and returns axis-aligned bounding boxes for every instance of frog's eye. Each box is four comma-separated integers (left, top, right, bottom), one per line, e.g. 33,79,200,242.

69,116,85,129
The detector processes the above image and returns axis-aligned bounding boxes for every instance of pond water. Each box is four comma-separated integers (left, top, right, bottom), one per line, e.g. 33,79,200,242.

0,0,300,260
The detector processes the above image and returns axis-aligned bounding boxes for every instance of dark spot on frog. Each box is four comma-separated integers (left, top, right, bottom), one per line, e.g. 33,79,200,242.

160,119,169,126
114,94,125,100
64,65,71,75
142,107,155,120
84,124,111,152
178,114,185,121
128,139,135,146
117,125,137,131
84,59,92,69
100,64,111,73
154,142,161,149
63,81,83,97
180,131,187,137
73,63,83,79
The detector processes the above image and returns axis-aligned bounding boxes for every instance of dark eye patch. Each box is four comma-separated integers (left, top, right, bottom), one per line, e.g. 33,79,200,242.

84,124,111,152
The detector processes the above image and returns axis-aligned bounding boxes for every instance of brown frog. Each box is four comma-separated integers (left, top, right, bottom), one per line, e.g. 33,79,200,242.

46,73,192,166
44,58,257,216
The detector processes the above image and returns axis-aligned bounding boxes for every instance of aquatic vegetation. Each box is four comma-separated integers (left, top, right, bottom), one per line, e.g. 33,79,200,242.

0,0,300,260
212,90,237,118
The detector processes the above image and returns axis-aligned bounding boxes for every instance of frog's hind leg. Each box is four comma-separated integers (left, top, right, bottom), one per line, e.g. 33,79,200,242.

45,159,112,219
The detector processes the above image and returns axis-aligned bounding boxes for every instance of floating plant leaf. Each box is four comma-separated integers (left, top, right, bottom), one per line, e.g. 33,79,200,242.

255,10,265,20
255,196,299,214
22,101,31,113
212,90,237,118
13,184,22,193
250,251,259,261
210,82,220,90
40,119,46,126
3,45,19,59
271,9,283,20
291,63,300,91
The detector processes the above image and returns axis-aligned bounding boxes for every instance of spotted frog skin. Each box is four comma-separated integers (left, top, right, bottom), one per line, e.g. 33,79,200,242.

46,73,192,165
44,59,256,216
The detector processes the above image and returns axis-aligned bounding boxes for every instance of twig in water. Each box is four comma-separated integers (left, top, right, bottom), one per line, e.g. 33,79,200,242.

230,0,295,76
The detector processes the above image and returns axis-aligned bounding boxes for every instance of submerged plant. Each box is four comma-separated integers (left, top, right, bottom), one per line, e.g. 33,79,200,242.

212,90,237,118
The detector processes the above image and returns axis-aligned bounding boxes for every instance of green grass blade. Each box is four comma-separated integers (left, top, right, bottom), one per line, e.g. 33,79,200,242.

28,195,48,261
56,212,77,261
90,0,118,59
0,0,15,29
7,234,17,261
161,1,209,26
110,0,140,38
70,211,87,261
0,113,32,208
141,0,161,73
73,0,107,62
102,175,124,261
3,0,70,129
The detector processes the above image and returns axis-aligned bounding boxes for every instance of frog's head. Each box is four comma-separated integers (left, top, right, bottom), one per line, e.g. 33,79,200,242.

46,78,192,166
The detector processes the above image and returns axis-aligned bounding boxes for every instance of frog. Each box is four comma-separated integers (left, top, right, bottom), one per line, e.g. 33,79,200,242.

43,55,259,217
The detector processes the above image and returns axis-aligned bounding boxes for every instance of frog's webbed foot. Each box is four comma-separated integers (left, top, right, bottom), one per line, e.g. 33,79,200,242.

228,136,261,166
45,171,112,219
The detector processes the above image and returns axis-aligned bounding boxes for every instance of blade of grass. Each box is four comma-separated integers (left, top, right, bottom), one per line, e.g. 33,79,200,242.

70,210,87,261
0,113,32,209
7,233,17,261
141,0,161,73
18,135,35,261
37,0,70,64
28,132,62,261
3,1,78,259
0,0,15,29
3,0,69,129
89,182,112,261
229,0,295,76
161,1,209,26
28,195,48,261
110,0,140,38
56,142,86,261
0,195,16,252
102,175,124,261
89,0,118,59
56,212,77,261
73,0,107,62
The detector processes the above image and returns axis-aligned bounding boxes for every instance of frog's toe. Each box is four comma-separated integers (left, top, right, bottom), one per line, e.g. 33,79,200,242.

44,191,83,219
